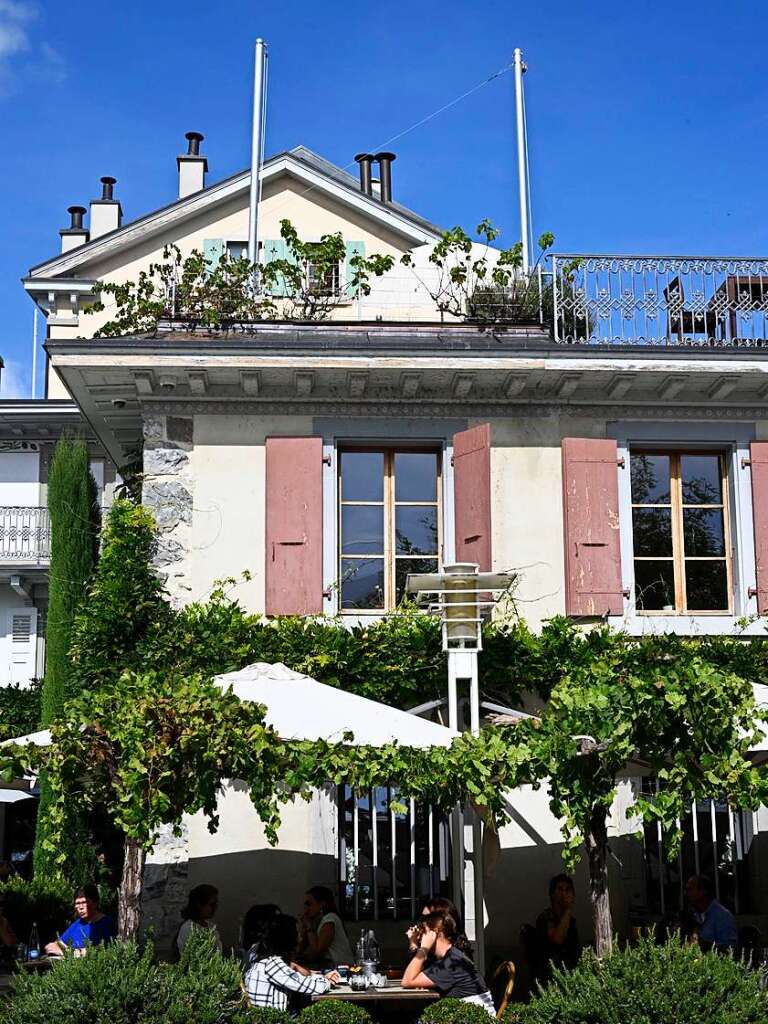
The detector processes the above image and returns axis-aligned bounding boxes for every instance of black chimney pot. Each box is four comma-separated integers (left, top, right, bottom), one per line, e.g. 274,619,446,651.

100,176,117,201
375,152,396,203
186,131,204,156
68,205,87,230
354,153,374,196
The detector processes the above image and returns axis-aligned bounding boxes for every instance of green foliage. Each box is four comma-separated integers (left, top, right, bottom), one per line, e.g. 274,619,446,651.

504,937,768,1024
35,667,288,854
421,997,496,1024
41,436,99,723
0,875,72,947
244,1011,291,1024
297,999,371,1024
70,500,172,692
3,929,254,1024
36,436,99,880
0,678,42,742
86,221,395,336
401,222,554,323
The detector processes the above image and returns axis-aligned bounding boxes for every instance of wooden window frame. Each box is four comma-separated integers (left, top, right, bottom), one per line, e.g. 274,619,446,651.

338,447,442,614
631,449,733,615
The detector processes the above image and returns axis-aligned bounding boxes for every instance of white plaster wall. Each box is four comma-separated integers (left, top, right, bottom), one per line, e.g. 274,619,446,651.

0,452,41,506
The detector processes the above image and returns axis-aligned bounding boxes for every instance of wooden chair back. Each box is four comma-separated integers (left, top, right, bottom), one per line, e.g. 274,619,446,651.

491,959,516,1018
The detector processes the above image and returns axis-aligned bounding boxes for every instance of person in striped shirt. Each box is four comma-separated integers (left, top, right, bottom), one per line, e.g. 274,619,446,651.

244,911,341,1014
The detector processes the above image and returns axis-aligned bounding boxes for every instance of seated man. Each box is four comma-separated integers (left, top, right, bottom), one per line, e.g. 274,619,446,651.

685,874,737,951
45,884,116,956
535,874,580,978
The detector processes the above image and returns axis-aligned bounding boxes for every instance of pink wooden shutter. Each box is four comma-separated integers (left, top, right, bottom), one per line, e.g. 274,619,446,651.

562,437,623,616
750,442,768,613
265,436,323,616
453,424,492,570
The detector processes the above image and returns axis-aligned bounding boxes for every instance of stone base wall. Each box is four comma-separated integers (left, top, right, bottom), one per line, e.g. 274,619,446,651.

142,413,194,606
140,823,190,955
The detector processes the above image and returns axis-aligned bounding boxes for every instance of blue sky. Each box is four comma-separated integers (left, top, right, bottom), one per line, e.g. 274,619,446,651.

1,0,767,397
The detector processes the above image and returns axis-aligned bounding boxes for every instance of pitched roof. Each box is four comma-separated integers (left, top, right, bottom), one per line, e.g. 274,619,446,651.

27,146,443,280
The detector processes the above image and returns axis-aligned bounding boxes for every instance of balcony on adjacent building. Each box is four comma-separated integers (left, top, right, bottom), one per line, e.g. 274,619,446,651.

0,507,50,564
550,254,768,346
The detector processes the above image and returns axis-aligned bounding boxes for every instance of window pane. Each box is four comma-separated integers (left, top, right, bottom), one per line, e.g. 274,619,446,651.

341,506,384,555
395,453,437,502
632,508,673,556
341,452,384,502
681,455,722,504
395,507,438,555
631,454,671,504
341,558,385,609
634,560,676,611
685,561,729,611
396,558,438,606
683,508,725,557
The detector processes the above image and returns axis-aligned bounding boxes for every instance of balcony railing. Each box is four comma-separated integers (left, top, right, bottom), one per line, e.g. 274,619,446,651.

0,507,50,563
551,254,768,346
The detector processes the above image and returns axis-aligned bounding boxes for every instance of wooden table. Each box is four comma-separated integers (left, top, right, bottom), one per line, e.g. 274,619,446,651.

313,981,439,1006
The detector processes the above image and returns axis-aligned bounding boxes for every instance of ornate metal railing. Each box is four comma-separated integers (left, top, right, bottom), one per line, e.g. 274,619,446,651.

551,254,768,346
0,507,50,562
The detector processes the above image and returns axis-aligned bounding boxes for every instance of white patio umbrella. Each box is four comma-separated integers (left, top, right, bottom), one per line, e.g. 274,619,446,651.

213,661,459,747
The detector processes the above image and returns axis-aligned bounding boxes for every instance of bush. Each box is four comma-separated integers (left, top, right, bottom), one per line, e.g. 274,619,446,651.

297,999,371,1024
0,875,72,947
422,997,496,1023
0,679,42,742
3,930,254,1024
504,937,768,1024
244,1011,291,1024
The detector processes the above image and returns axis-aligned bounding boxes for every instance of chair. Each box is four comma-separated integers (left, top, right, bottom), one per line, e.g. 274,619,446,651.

491,959,516,1018
738,925,763,967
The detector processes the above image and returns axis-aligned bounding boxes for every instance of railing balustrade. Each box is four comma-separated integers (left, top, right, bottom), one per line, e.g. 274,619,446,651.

0,507,50,562
551,254,768,346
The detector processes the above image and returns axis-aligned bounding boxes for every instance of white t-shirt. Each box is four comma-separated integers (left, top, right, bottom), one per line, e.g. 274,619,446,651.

318,912,353,966
176,918,222,955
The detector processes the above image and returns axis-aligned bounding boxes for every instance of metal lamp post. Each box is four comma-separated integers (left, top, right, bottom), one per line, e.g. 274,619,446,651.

406,563,514,974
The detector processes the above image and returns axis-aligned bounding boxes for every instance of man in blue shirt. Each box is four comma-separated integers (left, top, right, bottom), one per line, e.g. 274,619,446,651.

45,884,117,956
685,874,738,951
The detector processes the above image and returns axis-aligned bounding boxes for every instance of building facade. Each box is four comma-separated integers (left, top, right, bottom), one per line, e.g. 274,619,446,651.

18,132,768,961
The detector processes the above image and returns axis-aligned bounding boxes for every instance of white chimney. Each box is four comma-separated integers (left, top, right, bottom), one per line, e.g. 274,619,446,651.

177,131,208,198
89,177,122,239
59,206,89,253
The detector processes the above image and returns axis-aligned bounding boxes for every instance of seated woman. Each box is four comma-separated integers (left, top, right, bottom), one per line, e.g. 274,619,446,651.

297,886,353,967
175,884,222,958
244,912,340,1014
407,896,473,958
402,909,495,1017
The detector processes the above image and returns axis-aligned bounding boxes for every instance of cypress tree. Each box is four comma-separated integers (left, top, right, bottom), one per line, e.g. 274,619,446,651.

34,436,99,878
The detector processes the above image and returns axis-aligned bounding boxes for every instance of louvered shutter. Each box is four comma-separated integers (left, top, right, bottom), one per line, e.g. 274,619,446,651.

750,442,768,613
562,438,623,616
453,424,492,570
8,608,37,686
202,238,225,272
265,437,323,616
344,240,366,297
263,239,298,297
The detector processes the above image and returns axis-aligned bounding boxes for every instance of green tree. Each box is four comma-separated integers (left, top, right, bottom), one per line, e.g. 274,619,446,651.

496,628,768,955
34,437,99,879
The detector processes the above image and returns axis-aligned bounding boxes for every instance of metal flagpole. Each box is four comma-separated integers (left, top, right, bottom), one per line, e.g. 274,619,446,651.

248,38,268,280
513,47,529,274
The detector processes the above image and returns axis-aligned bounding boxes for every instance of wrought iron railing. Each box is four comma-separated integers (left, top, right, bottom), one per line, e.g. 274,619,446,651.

551,254,768,346
0,507,50,562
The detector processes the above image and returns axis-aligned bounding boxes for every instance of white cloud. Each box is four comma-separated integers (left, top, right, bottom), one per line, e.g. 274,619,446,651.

0,2,66,94
1,361,30,399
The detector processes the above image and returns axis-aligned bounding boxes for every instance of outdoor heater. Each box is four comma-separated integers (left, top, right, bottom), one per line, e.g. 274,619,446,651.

405,562,515,735
405,562,514,975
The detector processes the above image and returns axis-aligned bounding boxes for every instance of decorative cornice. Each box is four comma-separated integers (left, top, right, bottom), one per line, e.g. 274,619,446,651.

141,399,768,420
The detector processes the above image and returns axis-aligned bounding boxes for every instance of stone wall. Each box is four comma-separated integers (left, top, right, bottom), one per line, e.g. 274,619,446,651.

142,413,194,605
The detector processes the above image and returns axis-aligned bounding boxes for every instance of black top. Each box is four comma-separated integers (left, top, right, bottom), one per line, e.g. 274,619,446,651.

423,946,489,999
535,908,580,970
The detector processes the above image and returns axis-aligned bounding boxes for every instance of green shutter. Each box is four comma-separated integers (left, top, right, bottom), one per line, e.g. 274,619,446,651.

345,240,366,296
264,238,297,297
203,238,225,273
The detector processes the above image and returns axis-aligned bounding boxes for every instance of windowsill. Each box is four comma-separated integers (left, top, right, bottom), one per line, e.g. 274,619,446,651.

608,613,765,636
